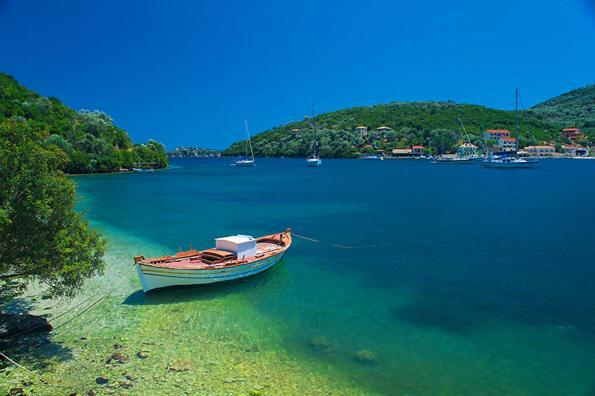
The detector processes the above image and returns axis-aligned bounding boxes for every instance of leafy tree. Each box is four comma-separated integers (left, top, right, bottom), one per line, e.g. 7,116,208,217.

0,120,106,298
0,72,167,174
428,128,457,154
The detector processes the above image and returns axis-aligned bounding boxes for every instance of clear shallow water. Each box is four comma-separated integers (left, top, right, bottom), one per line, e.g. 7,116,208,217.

5,158,595,395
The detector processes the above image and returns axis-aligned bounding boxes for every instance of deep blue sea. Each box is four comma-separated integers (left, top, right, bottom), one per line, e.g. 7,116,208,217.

69,158,595,395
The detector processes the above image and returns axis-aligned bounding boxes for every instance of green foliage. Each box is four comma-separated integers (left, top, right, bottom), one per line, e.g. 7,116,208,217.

0,119,106,298
428,129,458,154
169,147,220,157
530,84,595,133
222,101,559,157
0,72,168,173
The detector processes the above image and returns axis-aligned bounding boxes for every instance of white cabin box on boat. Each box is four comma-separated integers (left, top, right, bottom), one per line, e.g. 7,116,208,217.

215,235,257,259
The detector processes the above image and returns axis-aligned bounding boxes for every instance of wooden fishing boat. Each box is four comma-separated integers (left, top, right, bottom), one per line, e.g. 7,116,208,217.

134,229,292,292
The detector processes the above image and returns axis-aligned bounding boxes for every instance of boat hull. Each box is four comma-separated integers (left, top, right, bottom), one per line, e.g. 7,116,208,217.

431,159,474,164
306,158,322,167
360,155,384,160
235,160,255,167
136,251,286,292
481,161,537,168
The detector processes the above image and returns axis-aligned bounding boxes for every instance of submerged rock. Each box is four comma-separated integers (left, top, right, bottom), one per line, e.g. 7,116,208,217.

353,349,377,364
308,335,331,352
167,359,191,372
117,380,133,389
244,343,259,352
106,352,129,364
95,376,109,385
123,373,136,381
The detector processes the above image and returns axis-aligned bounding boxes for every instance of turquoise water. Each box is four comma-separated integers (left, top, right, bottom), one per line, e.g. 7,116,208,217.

5,158,595,395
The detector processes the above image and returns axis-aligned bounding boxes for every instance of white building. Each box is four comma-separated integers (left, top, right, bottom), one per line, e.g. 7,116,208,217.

497,137,517,152
561,145,589,157
377,126,392,133
524,145,555,157
457,143,478,156
355,126,368,137
391,148,413,157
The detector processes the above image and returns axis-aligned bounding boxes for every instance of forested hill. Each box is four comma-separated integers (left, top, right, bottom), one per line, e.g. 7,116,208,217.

530,84,595,130
0,72,167,173
223,101,561,158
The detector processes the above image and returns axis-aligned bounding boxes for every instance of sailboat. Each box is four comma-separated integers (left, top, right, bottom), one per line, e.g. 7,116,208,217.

482,89,538,169
235,120,255,167
306,106,322,167
431,114,474,164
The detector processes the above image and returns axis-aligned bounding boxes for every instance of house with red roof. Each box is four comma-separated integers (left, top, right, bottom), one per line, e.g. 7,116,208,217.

483,129,511,140
560,127,584,140
411,145,425,156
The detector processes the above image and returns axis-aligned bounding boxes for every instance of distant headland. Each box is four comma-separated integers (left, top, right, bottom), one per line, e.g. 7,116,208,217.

222,85,594,158
169,147,221,158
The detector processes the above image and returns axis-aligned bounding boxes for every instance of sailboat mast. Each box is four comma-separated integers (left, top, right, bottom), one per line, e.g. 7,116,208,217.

244,120,254,160
515,88,519,134
311,104,318,156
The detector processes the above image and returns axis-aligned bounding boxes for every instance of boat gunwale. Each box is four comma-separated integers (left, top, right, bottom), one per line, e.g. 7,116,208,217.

135,230,292,271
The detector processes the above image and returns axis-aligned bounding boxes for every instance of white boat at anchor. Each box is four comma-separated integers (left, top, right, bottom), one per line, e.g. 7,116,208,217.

306,155,322,167
431,155,474,164
134,229,292,292
360,154,384,160
481,155,538,169
234,120,255,167
306,105,322,167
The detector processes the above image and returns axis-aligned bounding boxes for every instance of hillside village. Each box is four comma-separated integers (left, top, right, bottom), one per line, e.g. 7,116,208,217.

223,85,595,159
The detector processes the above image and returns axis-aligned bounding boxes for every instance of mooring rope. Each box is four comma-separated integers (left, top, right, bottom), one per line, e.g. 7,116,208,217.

1,265,137,391
292,232,404,250
292,231,467,251
49,265,136,335
0,352,43,378
0,351,72,391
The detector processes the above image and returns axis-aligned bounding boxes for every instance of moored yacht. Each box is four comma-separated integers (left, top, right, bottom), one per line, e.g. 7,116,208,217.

306,155,322,166
481,154,538,168
431,155,474,164
235,120,255,167
306,105,322,167
360,154,384,160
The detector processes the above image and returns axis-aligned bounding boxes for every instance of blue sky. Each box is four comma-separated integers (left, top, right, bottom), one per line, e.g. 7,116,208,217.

1,0,594,149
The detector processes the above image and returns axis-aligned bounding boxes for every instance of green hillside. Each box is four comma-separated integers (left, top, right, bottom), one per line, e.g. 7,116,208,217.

530,84,595,132
223,101,559,158
0,72,167,173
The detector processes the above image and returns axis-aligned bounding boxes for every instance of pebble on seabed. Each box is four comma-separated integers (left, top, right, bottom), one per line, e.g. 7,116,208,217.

353,349,377,364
